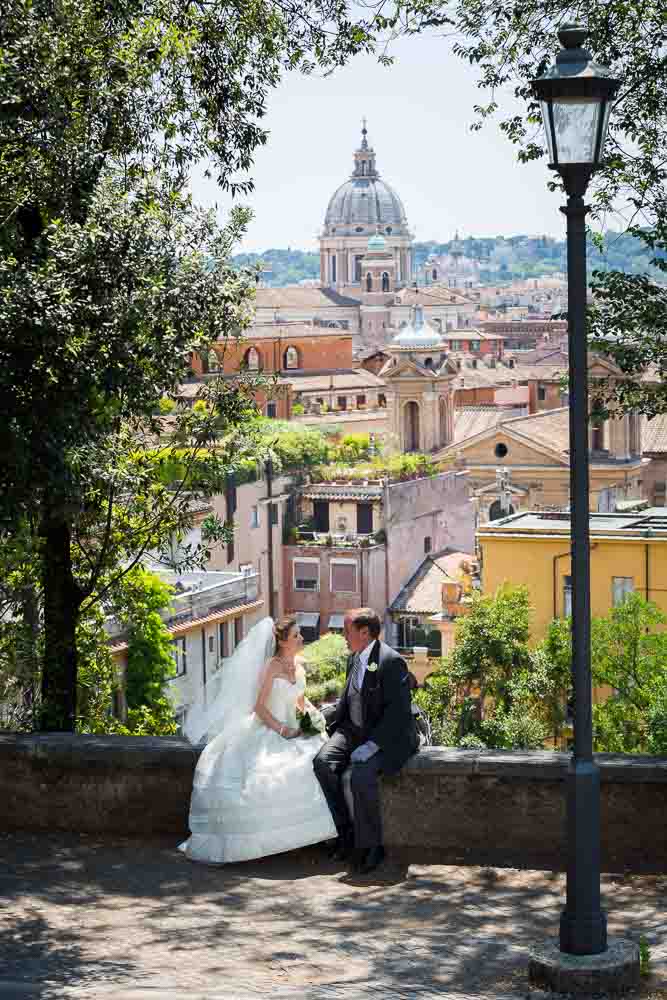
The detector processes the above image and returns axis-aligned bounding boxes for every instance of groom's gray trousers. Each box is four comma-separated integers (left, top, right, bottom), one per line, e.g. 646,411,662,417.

313,727,385,850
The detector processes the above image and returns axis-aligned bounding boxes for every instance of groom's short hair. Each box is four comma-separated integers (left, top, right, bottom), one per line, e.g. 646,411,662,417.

348,608,381,639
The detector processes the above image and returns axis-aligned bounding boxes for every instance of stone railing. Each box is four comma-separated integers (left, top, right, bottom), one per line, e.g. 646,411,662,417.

2,733,666,871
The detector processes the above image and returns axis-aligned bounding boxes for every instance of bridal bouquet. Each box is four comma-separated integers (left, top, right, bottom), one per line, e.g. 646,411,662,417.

297,706,327,736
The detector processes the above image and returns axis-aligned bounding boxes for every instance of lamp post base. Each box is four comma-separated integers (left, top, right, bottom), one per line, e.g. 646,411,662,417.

560,758,607,954
529,938,640,995
560,909,608,956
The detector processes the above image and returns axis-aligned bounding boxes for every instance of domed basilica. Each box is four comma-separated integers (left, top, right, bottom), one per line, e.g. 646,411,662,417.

314,123,476,345
320,120,414,291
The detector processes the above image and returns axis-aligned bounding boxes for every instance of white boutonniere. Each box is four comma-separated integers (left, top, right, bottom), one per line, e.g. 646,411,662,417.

366,663,378,673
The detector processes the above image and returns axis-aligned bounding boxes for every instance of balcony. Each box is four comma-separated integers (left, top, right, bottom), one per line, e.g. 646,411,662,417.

287,528,386,549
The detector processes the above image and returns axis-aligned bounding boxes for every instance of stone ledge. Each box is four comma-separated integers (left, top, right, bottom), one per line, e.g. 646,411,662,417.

1,733,667,870
2,734,667,782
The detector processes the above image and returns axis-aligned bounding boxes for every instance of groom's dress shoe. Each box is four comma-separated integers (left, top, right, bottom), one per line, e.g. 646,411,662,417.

359,845,385,875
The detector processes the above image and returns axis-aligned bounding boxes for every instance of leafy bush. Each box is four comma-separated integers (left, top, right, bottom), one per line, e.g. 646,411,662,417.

301,632,348,684
329,433,373,464
301,632,349,704
313,452,440,484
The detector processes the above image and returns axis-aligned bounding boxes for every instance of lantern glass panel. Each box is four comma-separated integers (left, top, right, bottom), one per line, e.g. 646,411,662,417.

540,101,557,162
547,97,605,165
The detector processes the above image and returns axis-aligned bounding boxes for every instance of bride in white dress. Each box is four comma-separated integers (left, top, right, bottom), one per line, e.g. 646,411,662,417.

179,615,337,863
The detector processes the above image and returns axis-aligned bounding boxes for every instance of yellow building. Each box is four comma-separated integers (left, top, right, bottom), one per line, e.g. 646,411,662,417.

478,508,667,640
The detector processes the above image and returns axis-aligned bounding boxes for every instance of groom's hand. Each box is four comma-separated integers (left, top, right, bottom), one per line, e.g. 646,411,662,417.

351,741,379,763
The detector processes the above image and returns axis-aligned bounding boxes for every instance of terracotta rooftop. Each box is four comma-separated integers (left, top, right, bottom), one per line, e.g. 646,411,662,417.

445,329,505,342
454,407,507,443
393,285,475,307
245,322,353,339
254,287,361,310
503,407,571,457
301,482,384,502
449,406,571,458
643,413,667,454
110,599,264,654
389,550,475,614
282,369,386,392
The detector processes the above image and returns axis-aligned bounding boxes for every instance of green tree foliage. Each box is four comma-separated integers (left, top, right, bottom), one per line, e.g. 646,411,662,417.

231,249,321,286
543,594,667,753
301,632,349,704
415,586,568,750
237,234,660,288
0,0,376,730
114,568,177,735
389,0,667,413
329,434,373,464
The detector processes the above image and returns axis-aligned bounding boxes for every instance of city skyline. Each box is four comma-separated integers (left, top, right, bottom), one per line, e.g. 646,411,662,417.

191,32,572,255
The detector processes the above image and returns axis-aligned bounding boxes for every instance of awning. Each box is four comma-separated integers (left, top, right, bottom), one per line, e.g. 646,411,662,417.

328,614,345,630
295,612,320,630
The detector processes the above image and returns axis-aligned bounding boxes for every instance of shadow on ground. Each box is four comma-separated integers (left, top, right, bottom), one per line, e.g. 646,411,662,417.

0,832,665,998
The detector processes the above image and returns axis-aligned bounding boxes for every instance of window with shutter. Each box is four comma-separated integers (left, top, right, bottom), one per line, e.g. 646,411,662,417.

612,577,633,607
563,575,572,618
331,561,357,593
294,560,319,591
219,621,229,659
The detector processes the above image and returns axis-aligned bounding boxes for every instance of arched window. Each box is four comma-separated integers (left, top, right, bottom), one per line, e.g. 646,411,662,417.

432,268,438,281
361,162,367,176
331,256,337,283
244,347,260,371
354,256,363,281
366,273,373,292
208,348,220,372
424,357,433,368
386,226,392,235
439,397,449,447
378,393,386,408
403,401,420,453
381,272,390,292
283,346,299,370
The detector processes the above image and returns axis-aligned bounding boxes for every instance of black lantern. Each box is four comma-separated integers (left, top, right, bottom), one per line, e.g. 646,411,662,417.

532,24,620,191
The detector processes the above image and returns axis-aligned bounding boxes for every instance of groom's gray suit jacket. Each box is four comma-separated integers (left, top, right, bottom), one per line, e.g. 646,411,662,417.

333,639,418,775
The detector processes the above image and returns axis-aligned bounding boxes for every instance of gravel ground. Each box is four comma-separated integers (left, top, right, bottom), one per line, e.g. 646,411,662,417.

0,832,665,1000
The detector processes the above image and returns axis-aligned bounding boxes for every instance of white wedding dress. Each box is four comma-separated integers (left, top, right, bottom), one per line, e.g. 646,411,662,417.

179,660,337,864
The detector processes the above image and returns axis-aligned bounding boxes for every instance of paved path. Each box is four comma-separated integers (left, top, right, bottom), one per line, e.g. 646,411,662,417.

0,833,665,999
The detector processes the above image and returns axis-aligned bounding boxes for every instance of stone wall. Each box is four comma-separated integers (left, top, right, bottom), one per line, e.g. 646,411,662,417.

2,733,666,872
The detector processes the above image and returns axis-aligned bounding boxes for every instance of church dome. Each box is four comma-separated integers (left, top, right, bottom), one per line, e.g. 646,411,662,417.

392,307,444,351
323,124,408,234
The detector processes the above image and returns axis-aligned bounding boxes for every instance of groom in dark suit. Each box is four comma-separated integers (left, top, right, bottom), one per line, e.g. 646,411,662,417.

313,607,418,874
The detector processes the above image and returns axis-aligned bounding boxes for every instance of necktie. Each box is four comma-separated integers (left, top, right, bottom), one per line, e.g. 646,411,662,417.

352,652,364,692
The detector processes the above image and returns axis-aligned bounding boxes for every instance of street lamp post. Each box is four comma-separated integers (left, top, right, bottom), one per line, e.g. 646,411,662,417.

531,25,620,957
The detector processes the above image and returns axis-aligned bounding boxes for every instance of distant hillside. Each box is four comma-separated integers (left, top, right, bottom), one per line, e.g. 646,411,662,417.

232,233,664,288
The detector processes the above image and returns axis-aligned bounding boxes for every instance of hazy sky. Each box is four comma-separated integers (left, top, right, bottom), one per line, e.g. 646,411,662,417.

191,32,569,254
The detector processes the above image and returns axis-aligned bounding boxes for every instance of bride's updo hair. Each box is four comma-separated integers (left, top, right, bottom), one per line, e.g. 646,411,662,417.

273,616,298,650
